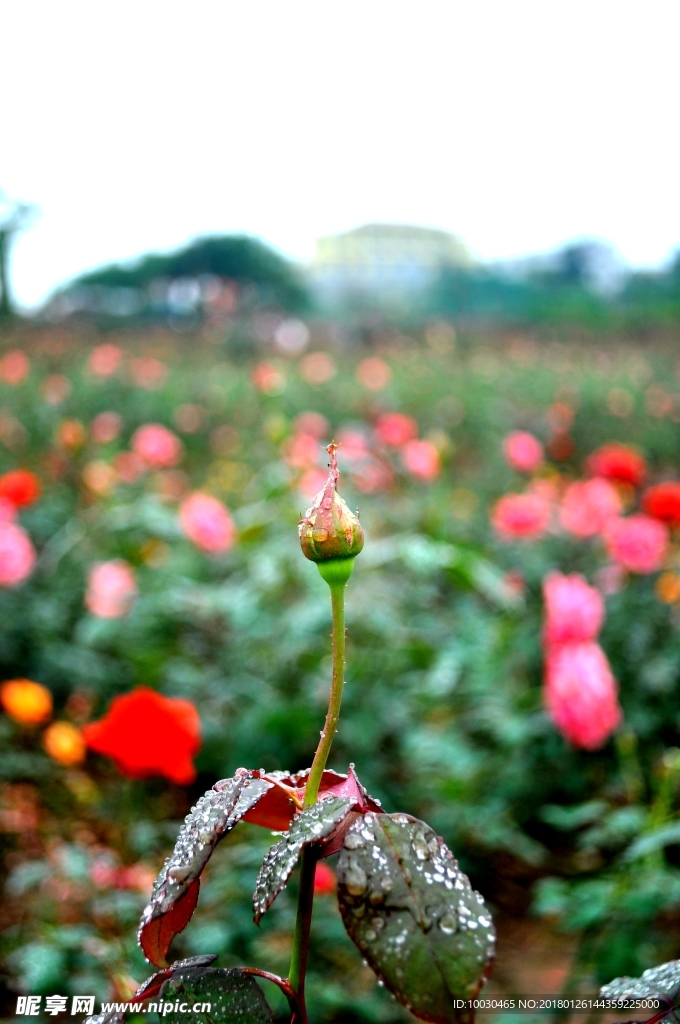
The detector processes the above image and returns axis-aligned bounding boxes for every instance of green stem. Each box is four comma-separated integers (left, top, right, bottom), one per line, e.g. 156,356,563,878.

304,580,346,805
287,576,348,1020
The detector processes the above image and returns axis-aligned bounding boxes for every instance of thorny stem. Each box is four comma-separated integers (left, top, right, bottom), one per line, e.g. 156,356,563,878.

287,578,347,1021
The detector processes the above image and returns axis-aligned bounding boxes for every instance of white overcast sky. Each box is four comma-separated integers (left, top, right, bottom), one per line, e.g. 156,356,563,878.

2,0,680,308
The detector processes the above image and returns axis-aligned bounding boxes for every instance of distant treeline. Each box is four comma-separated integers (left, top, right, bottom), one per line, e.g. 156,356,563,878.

430,243,680,333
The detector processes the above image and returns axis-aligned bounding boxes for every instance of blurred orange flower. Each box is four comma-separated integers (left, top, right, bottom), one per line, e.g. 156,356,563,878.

57,419,87,449
356,357,391,391
43,722,86,766
1,679,53,726
0,350,30,385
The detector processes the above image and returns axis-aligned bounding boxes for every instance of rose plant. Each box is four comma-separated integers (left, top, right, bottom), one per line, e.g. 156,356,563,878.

85,445,495,1024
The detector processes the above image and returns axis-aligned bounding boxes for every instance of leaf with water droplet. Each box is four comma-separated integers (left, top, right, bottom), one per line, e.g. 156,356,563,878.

138,771,276,966
337,812,495,1023
253,796,353,922
160,967,273,1023
600,959,680,1002
83,956,219,1024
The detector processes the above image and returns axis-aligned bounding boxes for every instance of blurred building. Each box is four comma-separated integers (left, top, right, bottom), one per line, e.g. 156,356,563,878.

310,223,471,300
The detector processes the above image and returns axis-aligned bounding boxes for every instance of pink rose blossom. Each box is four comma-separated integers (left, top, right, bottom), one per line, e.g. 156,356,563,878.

503,431,543,473
88,344,123,378
375,413,419,447
491,493,551,540
543,572,604,646
0,350,30,385
604,514,669,574
335,430,370,463
559,477,621,538
401,439,441,481
131,424,183,468
179,492,236,554
544,641,622,750
0,522,36,586
86,560,138,618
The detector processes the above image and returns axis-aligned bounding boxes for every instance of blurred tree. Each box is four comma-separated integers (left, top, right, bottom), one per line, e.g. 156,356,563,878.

0,194,34,319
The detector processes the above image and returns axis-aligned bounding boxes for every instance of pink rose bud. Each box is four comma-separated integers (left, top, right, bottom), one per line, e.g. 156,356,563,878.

0,521,36,587
299,443,364,584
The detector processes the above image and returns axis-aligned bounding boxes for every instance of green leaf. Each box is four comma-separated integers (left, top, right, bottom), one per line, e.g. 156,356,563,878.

600,959,680,1000
252,796,354,922
337,812,495,1023
161,967,273,1023
139,772,275,965
623,822,680,861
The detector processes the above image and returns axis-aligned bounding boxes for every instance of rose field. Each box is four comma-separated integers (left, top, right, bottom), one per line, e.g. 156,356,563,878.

3,322,680,1022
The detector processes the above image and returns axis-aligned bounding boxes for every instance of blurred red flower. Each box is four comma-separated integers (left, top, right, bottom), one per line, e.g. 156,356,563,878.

375,413,418,447
179,492,236,554
491,493,551,540
642,482,680,525
0,470,41,507
605,514,668,574
544,641,622,750
586,443,646,486
543,572,604,646
314,862,337,896
559,477,621,538
83,687,201,784
132,424,183,468
502,431,543,473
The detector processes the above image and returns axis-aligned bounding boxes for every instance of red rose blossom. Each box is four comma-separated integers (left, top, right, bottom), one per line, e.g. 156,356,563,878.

0,470,41,507
642,482,680,525
586,443,646,486
83,687,201,784
544,641,622,750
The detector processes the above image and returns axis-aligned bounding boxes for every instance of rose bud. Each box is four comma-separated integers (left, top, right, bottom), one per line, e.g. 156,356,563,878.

299,442,364,586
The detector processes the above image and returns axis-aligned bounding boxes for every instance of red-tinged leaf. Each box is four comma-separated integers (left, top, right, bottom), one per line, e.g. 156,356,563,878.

132,955,218,1003
244,765,382,830
138,771,275,965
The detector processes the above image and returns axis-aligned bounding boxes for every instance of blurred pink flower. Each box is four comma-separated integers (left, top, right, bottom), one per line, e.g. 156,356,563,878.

131,424,183,468
401,439,441,481
129,357,167,390
298,467,329,501
375,412,418,447
503,431,543,473
179,492,236,553
293,411,329,439
491,493,551,540
356,357,391,391
281,433,320,470
543,571,604,646
351,458,393,494
113,451,146,483
0,522,36,587
86,561,138,618
88,344,123,378
604,514,669,574
559,477,621,538
0,350,30,385
336,429,370,463
91,411,123,444
544,641,622,750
